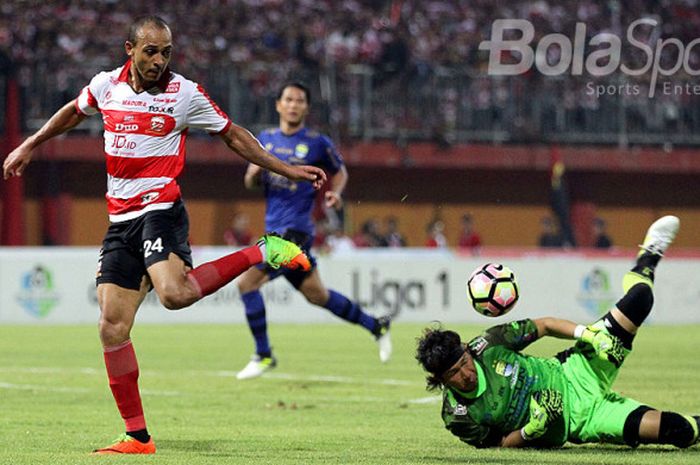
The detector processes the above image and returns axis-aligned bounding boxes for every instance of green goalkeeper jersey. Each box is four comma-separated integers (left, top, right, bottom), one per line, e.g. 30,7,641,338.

441,319,569,447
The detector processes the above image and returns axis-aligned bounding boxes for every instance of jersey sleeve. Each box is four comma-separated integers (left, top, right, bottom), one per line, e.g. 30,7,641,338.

442,392,502,448
75,72,108,116
319,135,344,174
186,83,232,134
468,319,539,354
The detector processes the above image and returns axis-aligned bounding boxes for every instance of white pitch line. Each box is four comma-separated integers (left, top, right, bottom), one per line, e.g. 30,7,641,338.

0,366,420,387
406,396,441,404
0,366,99,375
0,381,92,394
217,370,419,386
0,380,181,397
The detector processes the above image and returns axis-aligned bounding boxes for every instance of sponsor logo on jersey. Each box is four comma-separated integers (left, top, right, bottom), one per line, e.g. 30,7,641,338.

454,404,468,416
115,123,139,132
468,336,489,356
148,105,175,114
294,143,309,159
165,81,180,93
104,110,176,137
122,99,147,107
105,91,112,100
153,96,177,104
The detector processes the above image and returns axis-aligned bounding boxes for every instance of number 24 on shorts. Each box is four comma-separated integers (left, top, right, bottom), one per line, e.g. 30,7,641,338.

143,237,164,258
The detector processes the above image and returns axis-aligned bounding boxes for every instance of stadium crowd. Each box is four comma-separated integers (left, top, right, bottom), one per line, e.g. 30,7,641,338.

1,0,699,139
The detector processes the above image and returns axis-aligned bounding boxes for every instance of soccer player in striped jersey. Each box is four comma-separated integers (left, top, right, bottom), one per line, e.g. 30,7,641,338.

417,216,700,449
2,16,326,455
234,82,392,380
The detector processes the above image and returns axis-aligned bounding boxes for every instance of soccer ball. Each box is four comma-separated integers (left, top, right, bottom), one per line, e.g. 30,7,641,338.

467,263,519,317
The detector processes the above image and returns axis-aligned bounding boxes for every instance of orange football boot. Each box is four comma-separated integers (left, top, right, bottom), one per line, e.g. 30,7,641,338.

92,433,156,455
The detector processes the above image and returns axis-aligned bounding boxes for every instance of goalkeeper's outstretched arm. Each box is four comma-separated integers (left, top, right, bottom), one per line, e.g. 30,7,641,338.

533,317,619,364
532,317,578,340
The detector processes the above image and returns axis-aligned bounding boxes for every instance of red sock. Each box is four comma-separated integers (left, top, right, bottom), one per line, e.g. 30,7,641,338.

104,340,146,431
187,245,263,297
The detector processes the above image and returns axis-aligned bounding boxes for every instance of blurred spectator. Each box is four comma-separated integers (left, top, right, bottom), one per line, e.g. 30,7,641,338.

7,1,700,142
593,217,613,249
223,213,253,246
353,218,386,247
538,217,563,248
326,224,356,253
457,214,482,250
383,215,406,247
425,219,447,248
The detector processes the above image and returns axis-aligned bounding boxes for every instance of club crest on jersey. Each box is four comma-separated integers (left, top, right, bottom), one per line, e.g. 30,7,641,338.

149,116,166,134
140,192,159,204
494,360,514,377
294,144,309,159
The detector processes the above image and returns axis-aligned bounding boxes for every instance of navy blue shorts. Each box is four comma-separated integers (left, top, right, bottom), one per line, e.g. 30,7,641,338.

96,201,193,290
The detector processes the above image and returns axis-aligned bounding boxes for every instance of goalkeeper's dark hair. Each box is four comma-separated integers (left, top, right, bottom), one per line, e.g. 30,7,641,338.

277,81,311,104
128,15,170,45
415,326,464,391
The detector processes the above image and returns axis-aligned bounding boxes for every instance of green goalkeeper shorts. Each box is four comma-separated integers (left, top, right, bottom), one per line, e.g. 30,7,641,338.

560,340,640,444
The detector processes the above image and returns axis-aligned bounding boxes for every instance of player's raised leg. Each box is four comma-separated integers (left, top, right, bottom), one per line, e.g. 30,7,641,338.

151,233,310,310
609,215,679,335
590,215,679,338
617,216,698,449
580,216,680,376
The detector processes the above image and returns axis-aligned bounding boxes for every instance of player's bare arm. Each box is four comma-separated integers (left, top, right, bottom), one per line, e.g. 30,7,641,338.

324,164,348,209
532,317,578,340
3,100,85,179
220,123,326,189
500,429,528,448
243,163,263,190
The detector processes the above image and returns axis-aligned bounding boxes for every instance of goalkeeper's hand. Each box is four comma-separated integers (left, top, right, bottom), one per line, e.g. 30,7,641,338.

521,390,563,441
577,325,625,367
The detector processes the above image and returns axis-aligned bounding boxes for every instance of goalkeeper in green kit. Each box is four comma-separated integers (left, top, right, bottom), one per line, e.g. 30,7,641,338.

416,216,700,448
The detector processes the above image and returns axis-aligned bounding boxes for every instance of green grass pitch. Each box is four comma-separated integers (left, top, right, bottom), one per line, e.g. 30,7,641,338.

0,323,699,464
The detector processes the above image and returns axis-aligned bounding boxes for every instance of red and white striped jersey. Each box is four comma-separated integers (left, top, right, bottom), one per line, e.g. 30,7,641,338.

75,60,232,222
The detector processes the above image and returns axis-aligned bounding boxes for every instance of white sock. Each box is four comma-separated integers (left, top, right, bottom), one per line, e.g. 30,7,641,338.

256,239,266,260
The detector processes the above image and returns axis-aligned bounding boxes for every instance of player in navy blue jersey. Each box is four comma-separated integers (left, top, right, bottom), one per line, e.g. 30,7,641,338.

235,82,392,379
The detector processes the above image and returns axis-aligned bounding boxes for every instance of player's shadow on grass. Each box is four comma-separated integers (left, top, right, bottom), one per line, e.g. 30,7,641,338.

157,439,238,457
